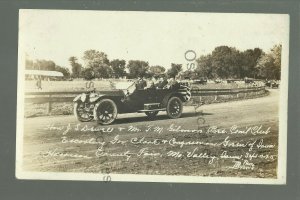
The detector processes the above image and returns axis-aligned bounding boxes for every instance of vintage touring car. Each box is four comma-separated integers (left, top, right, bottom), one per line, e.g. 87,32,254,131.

73,81,191,125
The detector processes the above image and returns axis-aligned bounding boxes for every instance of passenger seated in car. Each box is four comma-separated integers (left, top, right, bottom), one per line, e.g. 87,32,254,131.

167,77,179,89
148,80,156,89
148,76,159,89
156,77,168,89
135,76,147,90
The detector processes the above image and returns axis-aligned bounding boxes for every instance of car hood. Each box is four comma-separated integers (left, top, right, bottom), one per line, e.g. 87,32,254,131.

96,89,125,96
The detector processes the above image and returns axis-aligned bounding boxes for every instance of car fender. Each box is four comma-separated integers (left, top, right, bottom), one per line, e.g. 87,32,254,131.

161,93,175,108
162,91,188,107
73,94,83,102
89,94,106,103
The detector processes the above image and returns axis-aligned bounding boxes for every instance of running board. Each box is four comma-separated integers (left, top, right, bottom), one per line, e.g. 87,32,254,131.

137,108,166,112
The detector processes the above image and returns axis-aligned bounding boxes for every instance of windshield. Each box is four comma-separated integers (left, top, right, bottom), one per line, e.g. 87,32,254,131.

126,81,136,94
114,81,134,90
114,81,136,94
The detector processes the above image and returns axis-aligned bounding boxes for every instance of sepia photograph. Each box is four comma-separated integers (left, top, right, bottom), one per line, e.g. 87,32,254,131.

16,9,289,184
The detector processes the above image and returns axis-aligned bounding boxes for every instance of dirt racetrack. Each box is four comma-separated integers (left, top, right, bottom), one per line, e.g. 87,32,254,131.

22,89,279,178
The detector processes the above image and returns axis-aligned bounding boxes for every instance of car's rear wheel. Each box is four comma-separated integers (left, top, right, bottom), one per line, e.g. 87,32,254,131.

94,99,118,125
145,111,159,118
166,96,183,119
74,102,94,122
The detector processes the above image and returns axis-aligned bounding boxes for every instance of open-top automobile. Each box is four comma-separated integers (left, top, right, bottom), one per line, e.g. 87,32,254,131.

73,81,191,125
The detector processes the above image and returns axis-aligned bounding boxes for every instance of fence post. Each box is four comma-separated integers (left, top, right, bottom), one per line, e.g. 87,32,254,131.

47,94,52,115
215,91,218,101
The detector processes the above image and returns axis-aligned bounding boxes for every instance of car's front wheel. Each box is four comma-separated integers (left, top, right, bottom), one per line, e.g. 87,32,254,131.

166,96,183,119
74,102,94,122
94,99,118,125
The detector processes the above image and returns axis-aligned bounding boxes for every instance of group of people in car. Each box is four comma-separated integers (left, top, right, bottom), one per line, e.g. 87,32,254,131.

135,75,179,90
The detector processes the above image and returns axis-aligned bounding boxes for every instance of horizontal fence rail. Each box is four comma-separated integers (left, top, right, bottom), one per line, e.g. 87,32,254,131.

191,86,265,96
25,87,266,114
25,87,266,103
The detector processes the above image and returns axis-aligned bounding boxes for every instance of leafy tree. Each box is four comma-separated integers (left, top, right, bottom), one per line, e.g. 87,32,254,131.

83,50,110,67
167,63,182,78
272,44,282,69
25,59,57,71
240,48,263,78
25,58,70,78
93,64,113,78
110,59,126,78
256,44,282,79
210,46,241,79
195,55,214,78
195,46,266,79
82,50,112,78
31,59,56,71
127,60,149,78
81,67,95,80
69,56,82,78
55,65,70,78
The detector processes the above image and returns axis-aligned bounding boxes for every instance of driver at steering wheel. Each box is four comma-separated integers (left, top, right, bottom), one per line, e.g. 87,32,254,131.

136,76,147,90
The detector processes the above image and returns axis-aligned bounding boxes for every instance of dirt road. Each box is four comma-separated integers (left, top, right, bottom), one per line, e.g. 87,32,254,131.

22,89,279,178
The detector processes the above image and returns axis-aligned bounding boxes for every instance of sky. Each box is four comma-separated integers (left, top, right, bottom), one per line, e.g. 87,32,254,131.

19,10,289,70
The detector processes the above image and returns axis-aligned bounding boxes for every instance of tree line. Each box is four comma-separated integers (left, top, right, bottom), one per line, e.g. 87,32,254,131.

193,44,281,80
25,44,282,80
25,59,71,78
68,50,178,80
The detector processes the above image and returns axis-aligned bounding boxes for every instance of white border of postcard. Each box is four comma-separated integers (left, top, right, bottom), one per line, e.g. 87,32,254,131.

16,10,289,184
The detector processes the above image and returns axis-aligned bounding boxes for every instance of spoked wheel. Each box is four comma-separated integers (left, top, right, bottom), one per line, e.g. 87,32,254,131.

93,99,118,125
145,111,159,119
166,96,183,119
74,102,94,122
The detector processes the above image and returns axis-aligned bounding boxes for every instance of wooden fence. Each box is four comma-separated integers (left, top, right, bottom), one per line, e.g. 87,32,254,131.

25,86,266,114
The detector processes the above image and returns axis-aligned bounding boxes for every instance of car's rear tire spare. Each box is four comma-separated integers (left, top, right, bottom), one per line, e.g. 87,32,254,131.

166,96,183,119
94,99,118,125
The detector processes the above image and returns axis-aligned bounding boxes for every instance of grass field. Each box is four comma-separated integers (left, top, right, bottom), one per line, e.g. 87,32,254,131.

25,80,113,92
